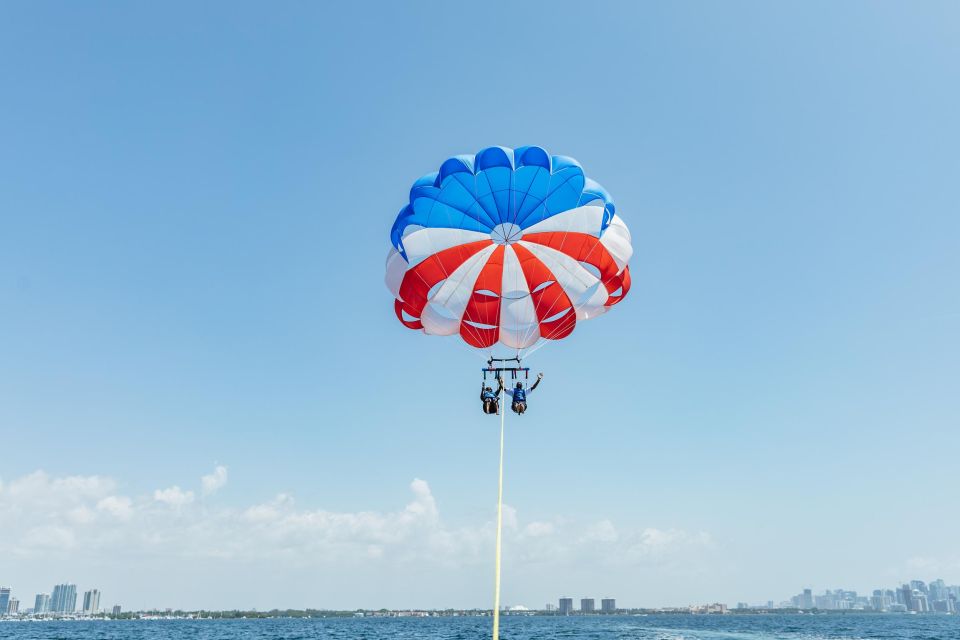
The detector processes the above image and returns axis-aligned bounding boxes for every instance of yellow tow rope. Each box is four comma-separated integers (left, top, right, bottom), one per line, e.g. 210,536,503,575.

491,389,506,640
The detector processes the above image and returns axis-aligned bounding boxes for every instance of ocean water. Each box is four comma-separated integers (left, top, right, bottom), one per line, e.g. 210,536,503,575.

1,615,958,640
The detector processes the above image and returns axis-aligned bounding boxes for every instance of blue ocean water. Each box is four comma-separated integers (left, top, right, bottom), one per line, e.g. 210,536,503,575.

1,615,958,640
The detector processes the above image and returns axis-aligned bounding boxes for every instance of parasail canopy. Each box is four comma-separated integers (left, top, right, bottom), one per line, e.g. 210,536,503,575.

386,146,632,351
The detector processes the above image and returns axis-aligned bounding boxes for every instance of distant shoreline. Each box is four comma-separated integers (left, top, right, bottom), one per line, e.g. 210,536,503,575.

3,609,952,622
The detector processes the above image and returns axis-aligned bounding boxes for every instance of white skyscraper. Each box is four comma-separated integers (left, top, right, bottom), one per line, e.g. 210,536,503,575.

82,589,101,615
34,594,51,614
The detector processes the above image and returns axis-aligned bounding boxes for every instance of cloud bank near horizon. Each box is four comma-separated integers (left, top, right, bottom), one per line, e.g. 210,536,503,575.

1,467,711,566
0,466,717,608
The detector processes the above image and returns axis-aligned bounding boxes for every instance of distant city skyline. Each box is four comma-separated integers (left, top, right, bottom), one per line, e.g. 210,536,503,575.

781,579,960,614
4,576,960,617
0,583,113,618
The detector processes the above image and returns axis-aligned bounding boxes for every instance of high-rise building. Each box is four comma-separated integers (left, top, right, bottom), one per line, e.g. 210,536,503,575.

82,589,100,614
870,589,891,611
7,598,19,614
112,605,122,616
899,584,912,609
559,598,574,615
912,590,929,612
601,598,616,613
932,599,953,613
34,594,51,614
51,584,77,613
0,588,10,615
581,598,595,613
801,589,814,609
930,579,947,602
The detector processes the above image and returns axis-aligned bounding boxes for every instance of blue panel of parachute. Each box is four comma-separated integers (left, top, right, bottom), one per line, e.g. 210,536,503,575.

390,146,616,260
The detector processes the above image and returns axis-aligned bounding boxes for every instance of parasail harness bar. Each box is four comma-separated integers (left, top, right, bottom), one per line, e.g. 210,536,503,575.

482,356,529,381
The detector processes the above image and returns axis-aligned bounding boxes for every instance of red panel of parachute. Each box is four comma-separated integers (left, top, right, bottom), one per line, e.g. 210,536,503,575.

604,265,631,306
522,231,627,304
460,245,504,348
393,231,630,345
512,244,576,340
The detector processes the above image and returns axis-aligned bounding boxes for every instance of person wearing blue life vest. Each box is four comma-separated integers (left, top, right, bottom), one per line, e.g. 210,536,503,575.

481,378,504,415
500,373,543,415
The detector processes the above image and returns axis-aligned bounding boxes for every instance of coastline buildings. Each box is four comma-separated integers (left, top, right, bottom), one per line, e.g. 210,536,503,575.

51,584,78,613
553,597,616,614
83,589,101,614
34,593,51,614
786,579,958,613
1,585,108,618
702,603,728,614
112,605,122,616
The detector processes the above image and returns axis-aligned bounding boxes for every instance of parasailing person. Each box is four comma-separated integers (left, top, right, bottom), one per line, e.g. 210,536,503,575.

481,378,504,415
500,373,543,415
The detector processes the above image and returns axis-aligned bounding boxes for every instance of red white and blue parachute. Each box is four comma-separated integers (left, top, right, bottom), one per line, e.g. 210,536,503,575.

386,146,632,351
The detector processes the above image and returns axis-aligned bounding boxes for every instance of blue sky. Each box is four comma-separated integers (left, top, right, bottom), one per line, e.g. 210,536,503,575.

1,1,958,611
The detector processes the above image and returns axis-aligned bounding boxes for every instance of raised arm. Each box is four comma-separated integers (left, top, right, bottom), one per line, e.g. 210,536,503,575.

528,373,544,392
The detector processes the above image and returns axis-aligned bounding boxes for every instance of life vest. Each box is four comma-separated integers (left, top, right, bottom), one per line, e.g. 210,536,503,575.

512,388,526,402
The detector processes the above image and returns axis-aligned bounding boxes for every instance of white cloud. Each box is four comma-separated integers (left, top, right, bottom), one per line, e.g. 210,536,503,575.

583,519,619,543
243,493,292,523
0,469,712,577
22,525,76,550
97,495,133,520
201,465,228,496
154,486,195,506
66,505,97,525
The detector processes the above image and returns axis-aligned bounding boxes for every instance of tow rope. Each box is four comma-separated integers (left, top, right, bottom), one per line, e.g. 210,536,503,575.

491,389,506,640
